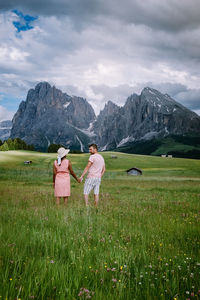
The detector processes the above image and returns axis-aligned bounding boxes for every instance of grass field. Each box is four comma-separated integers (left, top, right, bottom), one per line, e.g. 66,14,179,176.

0,150,200,300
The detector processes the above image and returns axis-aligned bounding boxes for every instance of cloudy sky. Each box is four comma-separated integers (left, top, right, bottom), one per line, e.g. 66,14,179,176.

0,0,200,121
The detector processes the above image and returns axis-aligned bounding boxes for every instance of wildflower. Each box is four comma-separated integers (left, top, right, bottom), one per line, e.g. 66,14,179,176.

111,268,116,272
89,266,92,269
107,268,110,272
9,278,12,281
78,287,94,298
191,292,195,297
150,283,154,287
50,260,54,264
112,278,117,282
100,238,105,243
120,266,123,270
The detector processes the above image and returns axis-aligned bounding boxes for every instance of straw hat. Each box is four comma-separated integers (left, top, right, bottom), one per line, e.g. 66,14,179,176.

57,147,70,158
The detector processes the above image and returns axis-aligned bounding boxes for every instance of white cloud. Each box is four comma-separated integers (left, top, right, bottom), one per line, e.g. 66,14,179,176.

0,105,14,121
0,2,200,115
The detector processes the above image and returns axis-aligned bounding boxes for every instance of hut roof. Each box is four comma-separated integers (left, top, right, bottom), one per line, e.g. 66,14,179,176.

126,167,142,173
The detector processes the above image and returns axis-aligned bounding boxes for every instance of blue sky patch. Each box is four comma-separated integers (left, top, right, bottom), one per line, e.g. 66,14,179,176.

0,92,22,111
12,9,38,32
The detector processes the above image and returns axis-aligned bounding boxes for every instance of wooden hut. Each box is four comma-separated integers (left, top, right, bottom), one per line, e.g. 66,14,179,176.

126,167,142,176
24,160,32,165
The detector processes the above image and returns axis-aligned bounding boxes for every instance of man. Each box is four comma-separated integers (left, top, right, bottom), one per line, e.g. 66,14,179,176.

80,144,105,207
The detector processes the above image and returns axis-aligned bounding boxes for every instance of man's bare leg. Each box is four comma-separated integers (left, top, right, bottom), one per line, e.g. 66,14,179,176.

94,194,99,207
84,194,89,206
56,197,60,205
64,197,68,205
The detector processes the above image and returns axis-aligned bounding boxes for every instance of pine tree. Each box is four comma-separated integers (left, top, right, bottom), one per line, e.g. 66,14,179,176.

0,141,9,151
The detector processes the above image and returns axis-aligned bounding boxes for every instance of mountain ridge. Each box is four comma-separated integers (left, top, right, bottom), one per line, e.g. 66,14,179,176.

8,82,200,153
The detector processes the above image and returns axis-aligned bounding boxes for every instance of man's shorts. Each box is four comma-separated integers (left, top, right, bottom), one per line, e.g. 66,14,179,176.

84,177,101,195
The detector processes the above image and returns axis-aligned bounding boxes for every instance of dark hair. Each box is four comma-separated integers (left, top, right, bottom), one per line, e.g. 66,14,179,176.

89,143,98,150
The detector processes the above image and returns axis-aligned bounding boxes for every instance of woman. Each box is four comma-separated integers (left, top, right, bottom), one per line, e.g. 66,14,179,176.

53,147,80,205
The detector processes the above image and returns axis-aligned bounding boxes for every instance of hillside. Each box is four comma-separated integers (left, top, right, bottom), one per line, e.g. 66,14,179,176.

116,134,200,159
0,150,200,178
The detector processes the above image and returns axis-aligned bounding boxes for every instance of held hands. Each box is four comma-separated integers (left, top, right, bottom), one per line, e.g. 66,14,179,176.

78,176,83,183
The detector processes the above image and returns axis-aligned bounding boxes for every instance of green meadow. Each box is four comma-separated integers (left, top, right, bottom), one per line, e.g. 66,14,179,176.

0,150,200,300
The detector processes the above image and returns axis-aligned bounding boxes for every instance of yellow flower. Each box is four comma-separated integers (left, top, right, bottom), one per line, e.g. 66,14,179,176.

89,266,92,269
118,280,121,282
120,266,123,270
9,278,12,281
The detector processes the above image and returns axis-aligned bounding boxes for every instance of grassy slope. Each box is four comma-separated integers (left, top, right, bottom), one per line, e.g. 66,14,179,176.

117,135,200,158
0,151,200,299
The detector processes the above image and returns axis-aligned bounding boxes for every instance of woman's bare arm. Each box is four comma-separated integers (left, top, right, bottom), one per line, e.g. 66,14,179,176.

68,160,80,182
53,164,56,187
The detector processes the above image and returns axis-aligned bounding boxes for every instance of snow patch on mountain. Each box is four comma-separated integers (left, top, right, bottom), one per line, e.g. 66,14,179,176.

76,135,84,152
117,136,135,147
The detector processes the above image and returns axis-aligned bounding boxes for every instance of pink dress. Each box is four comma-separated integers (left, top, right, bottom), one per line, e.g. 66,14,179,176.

54,159,70,197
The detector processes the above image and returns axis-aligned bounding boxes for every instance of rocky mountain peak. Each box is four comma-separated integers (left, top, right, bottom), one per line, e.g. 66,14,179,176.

10,82,96,151
103,100,120,115
93,87,200,150
142,87,167,101
35,81,51,92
